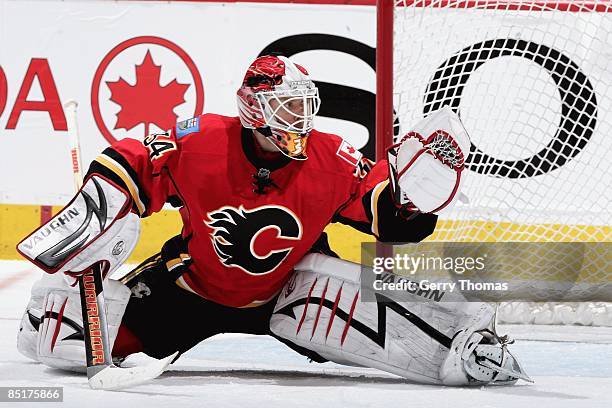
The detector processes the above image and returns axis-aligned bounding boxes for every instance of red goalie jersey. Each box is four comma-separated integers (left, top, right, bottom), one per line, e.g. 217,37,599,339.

88,114,437,307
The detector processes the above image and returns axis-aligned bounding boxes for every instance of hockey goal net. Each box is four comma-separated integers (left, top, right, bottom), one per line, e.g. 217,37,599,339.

379,0,612,326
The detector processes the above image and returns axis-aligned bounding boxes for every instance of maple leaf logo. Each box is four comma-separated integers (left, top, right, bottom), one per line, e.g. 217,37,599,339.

107,50,189,135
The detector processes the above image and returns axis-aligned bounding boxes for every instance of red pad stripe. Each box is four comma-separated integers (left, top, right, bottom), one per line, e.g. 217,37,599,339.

311,278,329,339
296,277,318,335
51,297,68,352
341,291,360,346
326,284,343,339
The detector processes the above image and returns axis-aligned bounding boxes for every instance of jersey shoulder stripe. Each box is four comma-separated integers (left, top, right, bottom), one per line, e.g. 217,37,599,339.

90,147,149,216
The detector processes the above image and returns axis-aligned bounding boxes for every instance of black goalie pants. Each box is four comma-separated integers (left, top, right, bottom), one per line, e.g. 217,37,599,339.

118,237,329,363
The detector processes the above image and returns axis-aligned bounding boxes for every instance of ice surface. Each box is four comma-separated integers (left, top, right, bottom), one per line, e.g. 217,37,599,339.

1,261,611,408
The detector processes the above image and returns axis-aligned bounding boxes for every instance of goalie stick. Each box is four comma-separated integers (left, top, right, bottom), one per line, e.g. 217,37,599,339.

63,100,177,390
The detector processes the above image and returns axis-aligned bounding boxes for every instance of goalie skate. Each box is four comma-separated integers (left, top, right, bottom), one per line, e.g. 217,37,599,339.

441,317,532,385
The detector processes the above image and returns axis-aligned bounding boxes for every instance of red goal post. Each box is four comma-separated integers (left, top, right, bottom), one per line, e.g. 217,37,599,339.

376,0,612,326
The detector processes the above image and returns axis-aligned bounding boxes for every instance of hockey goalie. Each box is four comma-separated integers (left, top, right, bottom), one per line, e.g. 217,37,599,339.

16,55,530,386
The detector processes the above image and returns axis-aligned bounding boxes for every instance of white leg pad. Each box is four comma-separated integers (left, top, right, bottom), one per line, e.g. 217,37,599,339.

270,254,497,385
17,273,130,373
17,273,58,362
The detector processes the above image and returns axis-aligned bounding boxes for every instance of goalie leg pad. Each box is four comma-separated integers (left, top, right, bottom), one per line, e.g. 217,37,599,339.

17,274,131,373
271,254,527,385
17,273,63,362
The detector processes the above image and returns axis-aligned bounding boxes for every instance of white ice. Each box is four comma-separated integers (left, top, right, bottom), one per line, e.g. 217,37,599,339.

1,261,611,408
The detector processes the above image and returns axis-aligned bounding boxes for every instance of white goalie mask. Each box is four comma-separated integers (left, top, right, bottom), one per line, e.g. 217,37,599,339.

237,55,321,159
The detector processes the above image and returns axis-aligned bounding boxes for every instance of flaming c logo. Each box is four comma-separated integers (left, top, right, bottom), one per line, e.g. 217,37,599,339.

205,205,302,276
91,36,204,144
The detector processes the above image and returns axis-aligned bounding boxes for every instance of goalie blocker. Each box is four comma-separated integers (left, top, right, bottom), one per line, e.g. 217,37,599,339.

16,175,140,283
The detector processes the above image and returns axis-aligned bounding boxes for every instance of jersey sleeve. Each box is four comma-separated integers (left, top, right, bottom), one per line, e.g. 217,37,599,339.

85,129,179,217
334,154,438,243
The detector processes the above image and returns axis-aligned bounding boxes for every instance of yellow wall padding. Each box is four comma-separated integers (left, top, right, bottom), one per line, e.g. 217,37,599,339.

0,204,370,264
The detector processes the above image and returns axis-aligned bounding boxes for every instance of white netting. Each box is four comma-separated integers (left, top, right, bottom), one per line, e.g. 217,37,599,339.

393,0,612,325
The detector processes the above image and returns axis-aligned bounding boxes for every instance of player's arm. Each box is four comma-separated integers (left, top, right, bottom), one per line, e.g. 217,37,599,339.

87,130,179,218
334,107,470,243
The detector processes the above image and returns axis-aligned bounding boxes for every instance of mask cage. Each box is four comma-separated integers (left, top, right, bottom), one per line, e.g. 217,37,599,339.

257,88,321,134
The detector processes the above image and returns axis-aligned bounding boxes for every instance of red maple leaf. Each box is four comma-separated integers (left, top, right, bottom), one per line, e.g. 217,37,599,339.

107,50,189,135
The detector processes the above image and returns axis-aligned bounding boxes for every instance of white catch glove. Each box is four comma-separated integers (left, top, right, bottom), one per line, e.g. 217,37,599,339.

388,107,471,214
